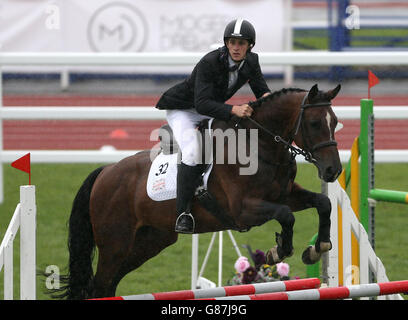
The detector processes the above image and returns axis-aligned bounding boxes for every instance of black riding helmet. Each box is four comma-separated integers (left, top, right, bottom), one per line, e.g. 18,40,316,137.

223,18,256,49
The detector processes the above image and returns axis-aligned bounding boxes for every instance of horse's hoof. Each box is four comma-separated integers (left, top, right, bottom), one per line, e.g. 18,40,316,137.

266,246,281,265
302,245,321,265
318,241,332,253
274,232,294,258
266,246,294,265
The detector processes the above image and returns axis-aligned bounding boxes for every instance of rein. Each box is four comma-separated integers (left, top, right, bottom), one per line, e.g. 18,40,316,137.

245,93,337,164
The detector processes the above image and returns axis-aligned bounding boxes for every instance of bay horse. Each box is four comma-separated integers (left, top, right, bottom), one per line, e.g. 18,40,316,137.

54,84,342,299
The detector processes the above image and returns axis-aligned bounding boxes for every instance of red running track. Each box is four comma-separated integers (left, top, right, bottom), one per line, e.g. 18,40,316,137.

3,94,408,150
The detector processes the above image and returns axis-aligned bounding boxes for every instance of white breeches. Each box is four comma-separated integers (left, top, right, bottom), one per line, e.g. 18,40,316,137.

166,109,212,166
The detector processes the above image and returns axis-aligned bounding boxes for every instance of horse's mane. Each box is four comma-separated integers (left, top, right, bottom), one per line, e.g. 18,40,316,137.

249,88,307,108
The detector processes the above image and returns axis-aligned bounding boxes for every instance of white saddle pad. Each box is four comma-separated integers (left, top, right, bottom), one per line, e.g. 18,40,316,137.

147,152,179,201
147,120,214,202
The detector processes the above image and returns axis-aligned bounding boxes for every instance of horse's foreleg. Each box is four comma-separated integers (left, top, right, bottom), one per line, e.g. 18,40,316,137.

239,199,295,265
285,183,332,265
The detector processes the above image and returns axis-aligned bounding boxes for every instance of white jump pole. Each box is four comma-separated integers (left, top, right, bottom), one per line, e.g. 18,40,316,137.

191,234,198,290
227,230,242,257
218,231,223,287
198,232,217,281
19,185,36,300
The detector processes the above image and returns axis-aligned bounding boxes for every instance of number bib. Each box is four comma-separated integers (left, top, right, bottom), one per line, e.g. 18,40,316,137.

146,152,179,201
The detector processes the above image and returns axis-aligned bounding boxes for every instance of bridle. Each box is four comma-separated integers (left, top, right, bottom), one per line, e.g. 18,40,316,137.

244,92,337,164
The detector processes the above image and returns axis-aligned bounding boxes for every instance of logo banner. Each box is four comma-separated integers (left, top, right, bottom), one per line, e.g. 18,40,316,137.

0,0,285,73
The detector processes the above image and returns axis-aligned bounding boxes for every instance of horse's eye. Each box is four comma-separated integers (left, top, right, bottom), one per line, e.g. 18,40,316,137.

310,120,321,129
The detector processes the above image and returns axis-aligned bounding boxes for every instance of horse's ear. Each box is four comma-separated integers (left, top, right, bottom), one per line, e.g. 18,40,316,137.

308,84,319,99
328,84,341,100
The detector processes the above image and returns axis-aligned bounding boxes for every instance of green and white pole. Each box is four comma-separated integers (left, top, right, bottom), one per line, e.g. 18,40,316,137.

369,189,408,204
359,99,375,248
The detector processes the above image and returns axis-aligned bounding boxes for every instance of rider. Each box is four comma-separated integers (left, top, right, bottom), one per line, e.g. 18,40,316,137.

156,18,271,233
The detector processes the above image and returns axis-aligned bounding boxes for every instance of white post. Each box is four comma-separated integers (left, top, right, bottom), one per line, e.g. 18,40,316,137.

327,182,339,287
359,224,370,285
19,185,36,300
191,234,198,290
283,0,294,86
218,231,223,287
60,68,70,90
342,197,353,286
4,238,13,300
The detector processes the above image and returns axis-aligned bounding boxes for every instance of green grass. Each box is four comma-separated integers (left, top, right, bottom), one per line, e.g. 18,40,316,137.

0,163,407,300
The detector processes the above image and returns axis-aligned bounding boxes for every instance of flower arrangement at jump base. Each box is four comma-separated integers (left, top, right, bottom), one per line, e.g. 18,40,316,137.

227,247,299,285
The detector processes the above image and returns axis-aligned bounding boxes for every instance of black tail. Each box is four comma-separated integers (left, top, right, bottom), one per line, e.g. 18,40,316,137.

52,166,105,300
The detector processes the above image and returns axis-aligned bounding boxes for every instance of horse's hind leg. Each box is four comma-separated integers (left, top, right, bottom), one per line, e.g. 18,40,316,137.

93,249,128,298
286,183,332,265
101,226,178,298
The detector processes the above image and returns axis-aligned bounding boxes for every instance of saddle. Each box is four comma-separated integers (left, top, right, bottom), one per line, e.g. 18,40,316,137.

158,124,180,156
147,121,239,230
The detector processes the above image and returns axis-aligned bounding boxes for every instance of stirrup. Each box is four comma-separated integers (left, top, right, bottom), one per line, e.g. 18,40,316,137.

175,212,195,234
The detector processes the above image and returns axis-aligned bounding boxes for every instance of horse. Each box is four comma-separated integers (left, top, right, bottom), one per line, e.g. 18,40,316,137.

54,84,342,299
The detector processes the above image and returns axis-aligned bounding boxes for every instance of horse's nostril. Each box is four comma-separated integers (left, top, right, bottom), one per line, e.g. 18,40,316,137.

324,166,338,182
326,166,334,175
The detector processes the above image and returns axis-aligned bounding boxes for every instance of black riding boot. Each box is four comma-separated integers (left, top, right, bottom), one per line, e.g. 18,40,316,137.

175,162,203,234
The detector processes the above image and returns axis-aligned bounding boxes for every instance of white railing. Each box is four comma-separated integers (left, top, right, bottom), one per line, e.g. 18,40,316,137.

1,106,408,120
0,185,36,300
327,181,403,300
2,150,407,165
1,51,408,66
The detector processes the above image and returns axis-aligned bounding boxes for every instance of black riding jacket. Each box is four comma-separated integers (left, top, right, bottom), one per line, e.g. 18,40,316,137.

155,46,270,122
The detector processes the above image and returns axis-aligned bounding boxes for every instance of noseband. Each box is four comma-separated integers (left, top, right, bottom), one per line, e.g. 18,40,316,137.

245,93,337,164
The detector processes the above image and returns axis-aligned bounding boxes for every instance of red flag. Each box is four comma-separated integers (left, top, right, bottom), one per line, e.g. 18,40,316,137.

368,70,379,88
368,70,379,99
11,153,31,184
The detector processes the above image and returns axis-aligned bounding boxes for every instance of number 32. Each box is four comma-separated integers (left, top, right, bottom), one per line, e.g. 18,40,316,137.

155,162,169,176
